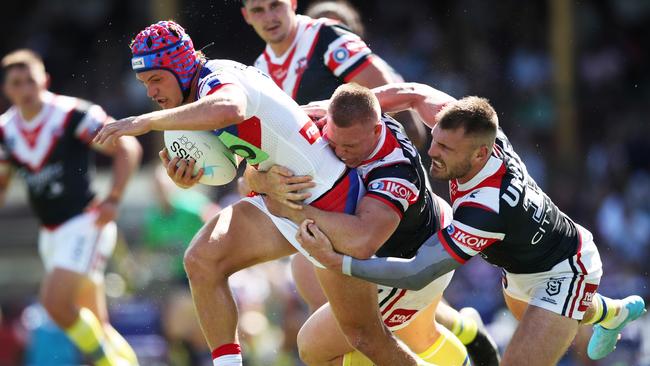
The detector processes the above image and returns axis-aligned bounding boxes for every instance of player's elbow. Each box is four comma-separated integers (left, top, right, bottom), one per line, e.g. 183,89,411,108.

211,101,245,125
348,235,381,259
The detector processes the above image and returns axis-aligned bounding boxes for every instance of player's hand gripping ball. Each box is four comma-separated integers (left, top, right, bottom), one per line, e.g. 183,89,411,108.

164,130,238,186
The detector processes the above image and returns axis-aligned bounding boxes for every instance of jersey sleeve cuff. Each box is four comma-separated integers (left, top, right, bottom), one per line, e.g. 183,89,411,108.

342,56,373,82
365,193,404,218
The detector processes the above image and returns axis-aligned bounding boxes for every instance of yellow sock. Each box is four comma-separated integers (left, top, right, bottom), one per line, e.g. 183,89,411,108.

583,293,626,328
64,308,116,366
342,350,374,366
105,325,138,365
450,313,478,345
418,326,470,366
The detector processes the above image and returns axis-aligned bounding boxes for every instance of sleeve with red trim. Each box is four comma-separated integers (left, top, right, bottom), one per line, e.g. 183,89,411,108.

320,24,373,81
73,101,110,144
343,232,462,290
438,206,506,263
365,163,420,217
196,69,240,99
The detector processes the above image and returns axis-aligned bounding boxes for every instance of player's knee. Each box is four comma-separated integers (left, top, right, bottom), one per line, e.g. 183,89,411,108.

296,325,319,364
183,235,233,283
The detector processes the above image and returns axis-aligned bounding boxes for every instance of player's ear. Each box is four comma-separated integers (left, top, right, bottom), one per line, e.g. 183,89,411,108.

241,7,251,24
474,144,490,163
291,0,297,12
373,123,382,136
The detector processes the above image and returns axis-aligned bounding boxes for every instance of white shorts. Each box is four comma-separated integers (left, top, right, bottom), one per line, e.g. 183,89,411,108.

243,195,327,268
243,169,365,268
502,224,603,320
380,270,454,331
38,211,117,283
379,195,454,331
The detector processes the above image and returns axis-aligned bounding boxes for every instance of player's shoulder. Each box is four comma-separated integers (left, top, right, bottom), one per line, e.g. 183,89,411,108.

0,107,16,129
312,15,358,38
47,93,96,115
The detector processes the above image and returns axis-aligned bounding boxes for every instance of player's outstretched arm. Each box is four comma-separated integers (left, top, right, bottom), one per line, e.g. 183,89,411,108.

94,84,248,145
372,83,457,128
297,222,461,291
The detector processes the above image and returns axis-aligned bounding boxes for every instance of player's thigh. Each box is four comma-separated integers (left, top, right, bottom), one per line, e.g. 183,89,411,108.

503,290,529,321
185,200,296,275
502,303,579,366
315,268,380,330
292,254,328,312
298,303,355,363
40,267,87,308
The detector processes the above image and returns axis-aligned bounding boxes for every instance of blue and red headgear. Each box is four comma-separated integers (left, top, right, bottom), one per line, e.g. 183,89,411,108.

130,21,200,98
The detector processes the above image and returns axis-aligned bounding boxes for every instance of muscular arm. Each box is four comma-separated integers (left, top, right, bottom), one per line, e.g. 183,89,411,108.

94,84,249,144
348,57,393,89
372,82,457,128
297,222,461,291
272,194,401,259
149,84,248,131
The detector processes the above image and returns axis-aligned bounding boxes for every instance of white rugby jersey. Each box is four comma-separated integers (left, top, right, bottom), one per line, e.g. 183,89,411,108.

195,59,346,203
253,15,373,105
0,91,106,225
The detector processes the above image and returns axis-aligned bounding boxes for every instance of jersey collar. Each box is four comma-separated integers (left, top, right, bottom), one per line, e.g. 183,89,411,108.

456,155,503,192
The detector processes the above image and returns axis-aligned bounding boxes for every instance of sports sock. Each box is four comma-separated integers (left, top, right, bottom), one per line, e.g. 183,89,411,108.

418,325,469,366
342,350,374,366
64,308,116,366
212,343,243,366
450,312,478,345
583,294,624,328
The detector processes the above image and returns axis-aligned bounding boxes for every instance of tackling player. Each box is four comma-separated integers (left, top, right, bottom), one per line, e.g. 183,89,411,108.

0,50,142,366
296,82,648,365
95,21,430,366
248,83,471,365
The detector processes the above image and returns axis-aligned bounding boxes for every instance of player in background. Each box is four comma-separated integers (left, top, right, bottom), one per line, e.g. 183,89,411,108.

247,83,471,365
0,50,142,366
296,82,648,365
241,0,427,149
96,21,432,366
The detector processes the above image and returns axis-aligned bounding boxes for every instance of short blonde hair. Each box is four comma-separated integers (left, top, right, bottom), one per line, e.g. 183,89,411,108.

1,49,46,76
329,83,380,127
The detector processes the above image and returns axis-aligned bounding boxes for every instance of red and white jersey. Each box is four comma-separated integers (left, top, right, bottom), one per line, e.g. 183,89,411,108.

0,91,108,225
196,59,346,203
253,15,373,105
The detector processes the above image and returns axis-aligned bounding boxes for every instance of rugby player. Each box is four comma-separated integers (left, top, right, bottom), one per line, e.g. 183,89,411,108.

248,83,471,365
297,82,648,365
95,21,430,366
240,0,427,148
0,49,142,366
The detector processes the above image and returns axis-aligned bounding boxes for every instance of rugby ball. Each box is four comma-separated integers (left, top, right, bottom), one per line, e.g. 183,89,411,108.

163,130,238,186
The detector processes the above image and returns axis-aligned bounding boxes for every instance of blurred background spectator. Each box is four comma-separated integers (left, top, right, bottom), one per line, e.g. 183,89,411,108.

1,0,648,365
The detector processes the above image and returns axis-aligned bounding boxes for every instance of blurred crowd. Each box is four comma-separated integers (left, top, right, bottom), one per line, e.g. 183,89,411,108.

0,0,648,365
